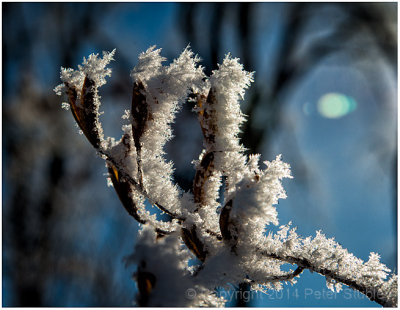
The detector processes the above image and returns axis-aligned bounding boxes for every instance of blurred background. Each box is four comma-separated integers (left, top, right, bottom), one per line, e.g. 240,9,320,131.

2,2,397,307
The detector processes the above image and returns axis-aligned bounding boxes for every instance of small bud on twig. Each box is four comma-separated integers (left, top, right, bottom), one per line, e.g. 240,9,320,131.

64,77,102,148
181,226,208,262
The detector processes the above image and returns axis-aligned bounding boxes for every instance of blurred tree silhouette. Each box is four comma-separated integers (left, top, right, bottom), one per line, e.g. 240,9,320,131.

2,2,396,307
3,3,137,306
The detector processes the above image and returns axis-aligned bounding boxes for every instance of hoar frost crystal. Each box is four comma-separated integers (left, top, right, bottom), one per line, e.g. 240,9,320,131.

55,46,397,307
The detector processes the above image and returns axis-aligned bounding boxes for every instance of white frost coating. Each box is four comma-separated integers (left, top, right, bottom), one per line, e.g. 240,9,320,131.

233,155,291,223
79,49,115,87
130,189,179,232
224,154,292,252
210,53,254,102
130,46,166,84
131,46,205,215
56,46,397,307
54,49,115,97
187,55,255,245
54,50,116,149
128,226,225,307
261,223,398,306
208,54,254,192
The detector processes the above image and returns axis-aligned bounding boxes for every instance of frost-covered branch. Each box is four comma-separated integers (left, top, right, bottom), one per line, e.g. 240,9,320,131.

55,46,397,307
263,251,396,307
256,224,397,307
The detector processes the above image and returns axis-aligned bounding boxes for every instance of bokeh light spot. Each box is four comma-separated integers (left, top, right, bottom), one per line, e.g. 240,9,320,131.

317,93,357,119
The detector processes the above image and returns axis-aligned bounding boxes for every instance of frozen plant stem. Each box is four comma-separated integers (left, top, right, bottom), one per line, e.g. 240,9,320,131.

55,46,397,307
